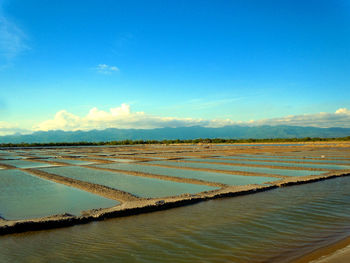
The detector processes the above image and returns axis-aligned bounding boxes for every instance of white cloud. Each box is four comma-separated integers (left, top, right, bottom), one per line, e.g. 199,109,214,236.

33,104,210,131
251,108,350,128
0,121,29,136
1,105,350,136
96,64,119,74
335,108,350,114
32,105,350,132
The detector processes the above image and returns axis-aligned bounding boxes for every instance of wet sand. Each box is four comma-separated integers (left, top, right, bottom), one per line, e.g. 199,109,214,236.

315,245,350,263
293,236,350,263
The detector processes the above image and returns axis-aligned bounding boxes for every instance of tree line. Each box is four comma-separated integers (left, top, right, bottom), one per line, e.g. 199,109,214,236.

1,136,350,148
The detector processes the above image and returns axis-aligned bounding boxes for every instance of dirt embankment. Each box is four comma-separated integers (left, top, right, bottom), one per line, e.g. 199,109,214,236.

23,168,140,202
86,165,227,188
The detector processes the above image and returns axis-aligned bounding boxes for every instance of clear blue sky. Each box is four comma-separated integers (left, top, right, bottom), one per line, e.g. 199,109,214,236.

1,0,350,132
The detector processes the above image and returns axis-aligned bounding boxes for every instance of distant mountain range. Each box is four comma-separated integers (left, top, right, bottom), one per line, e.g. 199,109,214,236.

0,125,350,143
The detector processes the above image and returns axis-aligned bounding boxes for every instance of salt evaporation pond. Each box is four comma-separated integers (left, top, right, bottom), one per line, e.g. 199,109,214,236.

185,158,350,170
0,155,25,160
241,154,350,160
107,158,136,162
148,161,326,177
47,158,95,165
95,162,278,185
0,159,58,169
216,155,350,164
39,166,217,198
2,176,350,262
0,169,118,220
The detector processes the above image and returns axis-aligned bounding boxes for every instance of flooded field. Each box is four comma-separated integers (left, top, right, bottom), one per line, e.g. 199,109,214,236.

0,142,350,262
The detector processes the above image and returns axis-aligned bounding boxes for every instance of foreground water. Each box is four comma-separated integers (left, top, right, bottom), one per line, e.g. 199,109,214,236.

1,176,350,262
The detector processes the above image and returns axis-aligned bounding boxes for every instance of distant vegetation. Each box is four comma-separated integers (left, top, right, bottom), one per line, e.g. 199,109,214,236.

1,136,350,148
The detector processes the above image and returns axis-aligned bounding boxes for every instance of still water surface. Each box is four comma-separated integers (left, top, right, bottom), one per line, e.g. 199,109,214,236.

149,160,326,177
0,159,57,169
215,155,350,164
184,158,350,170
95,162,278,185
39,166,217,198
0,170,118,220
1,176,350,262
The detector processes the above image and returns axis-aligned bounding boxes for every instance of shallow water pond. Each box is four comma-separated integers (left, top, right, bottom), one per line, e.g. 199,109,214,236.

47,158,95,165
39,166,217,198
216,155,350,164
187,158,350,170
148,160,326,177
0,159,58,169
95,163,278,185
0,169,118,220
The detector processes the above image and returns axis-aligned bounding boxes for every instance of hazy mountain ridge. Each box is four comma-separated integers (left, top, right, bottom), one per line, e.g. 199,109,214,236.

0,125,350,143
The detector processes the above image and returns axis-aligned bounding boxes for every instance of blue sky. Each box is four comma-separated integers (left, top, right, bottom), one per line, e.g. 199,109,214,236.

1,0,350,134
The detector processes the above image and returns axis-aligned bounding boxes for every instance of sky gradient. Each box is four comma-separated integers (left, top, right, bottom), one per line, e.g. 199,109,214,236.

1,0,350,135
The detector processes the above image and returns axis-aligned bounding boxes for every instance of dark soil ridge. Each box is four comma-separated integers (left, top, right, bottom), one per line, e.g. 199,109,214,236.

164,159,332,172
23,168,140,202
136,162,291,179
85,165,227,188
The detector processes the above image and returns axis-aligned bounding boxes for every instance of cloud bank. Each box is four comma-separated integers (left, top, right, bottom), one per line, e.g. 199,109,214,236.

33,104,211,131
255,108,350,128
1,104,350,136
0,121,29,136
32,104,350,133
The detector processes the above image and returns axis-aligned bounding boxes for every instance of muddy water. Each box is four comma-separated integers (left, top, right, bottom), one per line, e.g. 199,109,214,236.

1,176,350,262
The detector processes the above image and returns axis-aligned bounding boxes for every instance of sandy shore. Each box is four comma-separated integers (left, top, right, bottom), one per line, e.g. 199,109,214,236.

293,236,350,263
315,245,350,263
